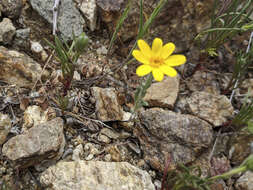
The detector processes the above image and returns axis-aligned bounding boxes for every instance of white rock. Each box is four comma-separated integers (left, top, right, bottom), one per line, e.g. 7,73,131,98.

73,71,81,81
80,0,97,31
40,161,155,190
31,41,43,53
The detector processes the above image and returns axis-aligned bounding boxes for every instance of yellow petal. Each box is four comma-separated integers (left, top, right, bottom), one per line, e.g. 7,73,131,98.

132,50,149,64
152,38,163,54
137,40,152,57
165,55,186,66
160,42,175,59
152,68,164,81
136,65,152,76
160,65,177,77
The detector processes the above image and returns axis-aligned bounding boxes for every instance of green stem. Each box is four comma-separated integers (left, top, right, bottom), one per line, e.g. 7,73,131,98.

208,166,247,181
133,73,153,113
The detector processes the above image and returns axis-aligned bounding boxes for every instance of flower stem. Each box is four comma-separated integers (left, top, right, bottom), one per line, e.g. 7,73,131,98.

208,166,247,181
132,73,153,116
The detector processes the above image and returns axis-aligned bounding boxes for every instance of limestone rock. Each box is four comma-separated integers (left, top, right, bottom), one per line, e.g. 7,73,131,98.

143,76,180,108
135,108,213,171
0,18,16,45
79,0,97,31
91,87,131,122
30,0,85,40
186,71,220,95
0,0,23,18
40,161,155,190
2,118,65,169
187,91,234,127
235,171,253,190
0,113,11,145
0,46,47,88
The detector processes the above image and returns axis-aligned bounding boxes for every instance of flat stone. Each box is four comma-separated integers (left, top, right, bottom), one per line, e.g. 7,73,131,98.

0,46,48,88
0,18,16,45
187,91,234,127
91,87,131,122
40,161,155,190
235,171,253,190
143,76,180,108
135,108,213,171
0,113,12,145
30,0,85,40
2,117,65,169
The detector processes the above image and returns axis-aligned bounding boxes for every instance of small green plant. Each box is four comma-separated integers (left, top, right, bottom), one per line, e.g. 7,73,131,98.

46,33,88,111
232,97,253,133
195,0,253,56
223,32,253,95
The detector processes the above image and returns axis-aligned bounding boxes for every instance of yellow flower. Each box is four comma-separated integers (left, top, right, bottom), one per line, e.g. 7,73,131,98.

132,38,186,81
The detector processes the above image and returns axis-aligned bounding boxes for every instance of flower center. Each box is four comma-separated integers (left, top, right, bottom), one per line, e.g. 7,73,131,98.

150,57,164,68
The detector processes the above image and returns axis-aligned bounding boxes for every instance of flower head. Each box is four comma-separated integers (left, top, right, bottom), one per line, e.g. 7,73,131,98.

132,38,186,81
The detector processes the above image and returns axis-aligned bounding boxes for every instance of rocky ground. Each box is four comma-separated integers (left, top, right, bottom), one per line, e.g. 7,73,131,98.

0,0,253,190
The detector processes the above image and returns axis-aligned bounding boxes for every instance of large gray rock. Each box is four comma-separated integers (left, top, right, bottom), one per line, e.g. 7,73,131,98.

2,117,65,169
187,91,234,127
0,46,48,88
143,76,180,108
0,113,12,145
29,0,85,40
40,161,155,190
0,18,16,45
135,108,213,171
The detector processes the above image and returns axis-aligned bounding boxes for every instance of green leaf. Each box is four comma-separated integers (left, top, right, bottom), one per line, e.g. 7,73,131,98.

108,0,132,53
247,121,253,134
